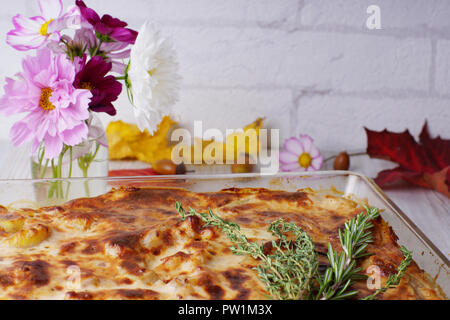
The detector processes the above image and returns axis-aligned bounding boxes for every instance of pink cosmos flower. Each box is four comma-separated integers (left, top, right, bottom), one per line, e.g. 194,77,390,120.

0,48,92,160
7,0,81,51
279,134,324,172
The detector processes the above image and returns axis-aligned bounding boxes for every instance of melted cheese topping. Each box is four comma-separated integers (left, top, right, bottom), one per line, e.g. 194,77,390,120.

0,187,444,300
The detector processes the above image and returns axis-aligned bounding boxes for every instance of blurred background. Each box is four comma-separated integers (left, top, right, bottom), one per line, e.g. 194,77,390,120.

0,0,449,153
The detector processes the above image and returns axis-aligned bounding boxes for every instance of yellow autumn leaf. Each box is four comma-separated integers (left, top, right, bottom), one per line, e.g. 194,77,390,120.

107,117,265,165
106,116,177,165
182,118,265,164
225,117,264,160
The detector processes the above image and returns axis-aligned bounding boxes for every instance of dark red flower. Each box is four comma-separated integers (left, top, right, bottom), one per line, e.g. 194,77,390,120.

74,55,122,116
76,0,138,44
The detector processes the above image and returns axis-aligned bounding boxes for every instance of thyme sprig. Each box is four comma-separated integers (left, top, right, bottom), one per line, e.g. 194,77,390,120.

315,206,380,300
176,202,318,300
175,202,412,300
361,246,413,300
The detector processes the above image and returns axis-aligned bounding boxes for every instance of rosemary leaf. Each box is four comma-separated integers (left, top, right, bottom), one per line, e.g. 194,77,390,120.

315,206,380,300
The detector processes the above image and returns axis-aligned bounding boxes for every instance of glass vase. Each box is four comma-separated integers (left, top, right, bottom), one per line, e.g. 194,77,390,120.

30,114,108,204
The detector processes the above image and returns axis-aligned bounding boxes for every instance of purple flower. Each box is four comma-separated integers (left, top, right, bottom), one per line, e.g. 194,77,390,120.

76,0,138,44
0,48,92,160
279,134,324,172
74,55,122,116
7,0,81,51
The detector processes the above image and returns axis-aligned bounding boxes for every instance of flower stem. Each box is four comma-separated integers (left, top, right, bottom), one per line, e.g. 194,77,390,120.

65,147,73,199
84,180,91,198
57,151,64,178
91,40,103,57
37,146,45,173
48,160,57,198
68,147,73,178
40,159,50,179
45,146,69,199
77,142,101,197
56,147,67,198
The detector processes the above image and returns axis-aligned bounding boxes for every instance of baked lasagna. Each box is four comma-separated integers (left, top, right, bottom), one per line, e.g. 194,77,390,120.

0,186,444,300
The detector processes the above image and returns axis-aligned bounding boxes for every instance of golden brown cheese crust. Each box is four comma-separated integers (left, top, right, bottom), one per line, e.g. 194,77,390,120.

0,187,444,300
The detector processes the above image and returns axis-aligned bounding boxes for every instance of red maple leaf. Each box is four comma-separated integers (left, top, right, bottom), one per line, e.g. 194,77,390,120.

365,122,450,197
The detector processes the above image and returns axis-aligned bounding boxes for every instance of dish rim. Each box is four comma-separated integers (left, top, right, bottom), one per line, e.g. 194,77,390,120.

0,170,447,266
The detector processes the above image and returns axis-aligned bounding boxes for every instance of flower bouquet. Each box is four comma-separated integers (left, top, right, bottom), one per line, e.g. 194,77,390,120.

0,0,180,199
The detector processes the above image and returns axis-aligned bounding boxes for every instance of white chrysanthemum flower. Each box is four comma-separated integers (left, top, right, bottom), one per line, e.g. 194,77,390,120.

128,22,181,133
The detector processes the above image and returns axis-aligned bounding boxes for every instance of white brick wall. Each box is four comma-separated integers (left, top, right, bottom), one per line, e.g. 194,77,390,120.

0,0,449,152
295,95,450,151
301,0,450,32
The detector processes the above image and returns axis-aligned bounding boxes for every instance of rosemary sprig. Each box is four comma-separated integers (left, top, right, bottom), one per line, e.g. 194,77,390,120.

315,206,380,300
176,202,318,300
361,246,413,300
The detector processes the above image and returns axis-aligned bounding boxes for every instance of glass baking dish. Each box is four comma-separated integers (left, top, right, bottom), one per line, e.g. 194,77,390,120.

0,170,448,298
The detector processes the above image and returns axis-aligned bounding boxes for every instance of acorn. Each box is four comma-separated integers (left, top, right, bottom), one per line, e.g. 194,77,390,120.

153,159,187,175
333,152,350,170
231,153,255,174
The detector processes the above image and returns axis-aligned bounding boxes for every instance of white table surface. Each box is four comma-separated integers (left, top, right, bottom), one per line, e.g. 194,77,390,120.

0,140,448,258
